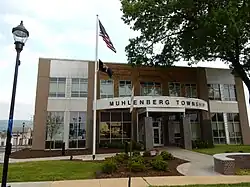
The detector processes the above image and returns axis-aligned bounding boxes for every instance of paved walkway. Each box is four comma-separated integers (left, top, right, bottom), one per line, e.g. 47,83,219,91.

6,176,250,187
1,147,219,176
164,147,221,176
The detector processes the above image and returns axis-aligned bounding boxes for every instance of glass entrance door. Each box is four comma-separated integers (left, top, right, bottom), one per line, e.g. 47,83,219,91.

153,120,163,146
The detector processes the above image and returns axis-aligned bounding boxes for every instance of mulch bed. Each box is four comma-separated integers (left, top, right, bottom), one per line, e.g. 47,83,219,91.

96,157,187,178
10,148,123,159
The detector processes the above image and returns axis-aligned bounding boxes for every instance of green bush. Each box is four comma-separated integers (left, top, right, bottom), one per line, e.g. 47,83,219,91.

151,156,169,171
143,150,151,157
160,151,174,160
133,151,141,157
102,158,118,174
192,140,214,149
132,155,144,163
114,153,128,163
130,161,146,172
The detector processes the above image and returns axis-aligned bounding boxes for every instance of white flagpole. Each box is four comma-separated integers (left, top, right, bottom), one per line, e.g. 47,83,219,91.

92,14,99,160
130,85,135,113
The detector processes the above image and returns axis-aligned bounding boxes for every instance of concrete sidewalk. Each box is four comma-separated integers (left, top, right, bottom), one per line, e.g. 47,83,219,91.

6,176,250,187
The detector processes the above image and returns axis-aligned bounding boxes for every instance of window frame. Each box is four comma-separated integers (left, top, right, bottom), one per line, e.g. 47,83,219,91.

208,84,221,100
49,77,66,98
140,81,162,96
68,111,87,149
45,111,64,150
168,82,181,97
227,113,242,144
223,84,237,101
71,78,88,98
100,79,114,98
119,80,132,97
99,111,132,144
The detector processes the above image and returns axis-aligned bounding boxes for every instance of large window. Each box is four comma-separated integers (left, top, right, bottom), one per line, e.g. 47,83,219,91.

49,77,66,97
208,84,221,100
223,84,237,101
100,80,114,98
140,82,162,96
45,112,64,149
169,82,181,96
183,84,197,98
186,112,200,140
211,113,226,144
99,111,131,144
68,112,86,148
119,80,132,97
71,78,88,97
227,113,242,144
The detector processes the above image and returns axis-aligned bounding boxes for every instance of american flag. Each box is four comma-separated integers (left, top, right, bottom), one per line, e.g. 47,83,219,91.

99,19,116,53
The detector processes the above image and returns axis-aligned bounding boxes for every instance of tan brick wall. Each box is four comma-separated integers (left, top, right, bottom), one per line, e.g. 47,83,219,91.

32,58,50,150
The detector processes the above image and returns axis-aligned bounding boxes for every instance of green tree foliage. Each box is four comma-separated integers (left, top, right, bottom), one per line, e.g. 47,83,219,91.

120,0,250,94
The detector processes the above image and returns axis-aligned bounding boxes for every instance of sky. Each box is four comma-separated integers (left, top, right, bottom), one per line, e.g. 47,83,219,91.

0,0,249,121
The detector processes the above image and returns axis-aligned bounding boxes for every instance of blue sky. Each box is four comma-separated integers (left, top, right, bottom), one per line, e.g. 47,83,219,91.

0,0,249,120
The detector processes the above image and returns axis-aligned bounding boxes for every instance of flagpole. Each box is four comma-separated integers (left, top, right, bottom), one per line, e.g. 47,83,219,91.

92,14,99,160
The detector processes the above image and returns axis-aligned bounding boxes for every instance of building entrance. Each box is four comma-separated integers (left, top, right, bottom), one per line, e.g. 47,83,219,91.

152,118,163,147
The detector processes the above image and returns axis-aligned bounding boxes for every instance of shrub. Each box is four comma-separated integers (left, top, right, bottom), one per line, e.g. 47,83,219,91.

133,151,141,157
102,158,118,174
143,150,151,157
160,151,174,160
132,155,144,163
114,153,128,163
192,140,214,149
130,161,146,172
151,156,169,171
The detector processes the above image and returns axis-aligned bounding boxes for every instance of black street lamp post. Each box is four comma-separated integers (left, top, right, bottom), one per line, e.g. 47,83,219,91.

1,21,29,187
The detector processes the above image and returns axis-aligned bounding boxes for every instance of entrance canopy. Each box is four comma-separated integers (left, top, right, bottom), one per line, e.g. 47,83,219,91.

95,96,208,111
137,107,185,114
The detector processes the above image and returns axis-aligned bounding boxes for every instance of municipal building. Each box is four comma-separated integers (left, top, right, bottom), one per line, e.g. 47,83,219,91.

32,58,250,150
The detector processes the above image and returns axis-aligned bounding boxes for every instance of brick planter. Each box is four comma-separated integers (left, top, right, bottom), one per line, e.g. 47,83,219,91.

213,153,250,175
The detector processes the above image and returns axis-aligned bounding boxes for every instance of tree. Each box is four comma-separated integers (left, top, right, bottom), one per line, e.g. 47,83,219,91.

46,114,62,150
120,0,250,101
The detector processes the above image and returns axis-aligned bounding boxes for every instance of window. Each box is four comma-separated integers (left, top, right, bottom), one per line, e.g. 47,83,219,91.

186,112,200,140
169,82,181,96
140,82,162,96
100,80,114,98
208,84,221,100
119,80,132,97
183,84,197,98
45,112,64,149
99,111,131,144
68,112,86,148
211,113,226,144
223,84,237,101
71,78,88,97
227,113,242,144
49,78,66,97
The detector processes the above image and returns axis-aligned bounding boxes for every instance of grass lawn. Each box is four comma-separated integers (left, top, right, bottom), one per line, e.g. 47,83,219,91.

0,160,103,182
153,183,250,187
193,145,250,155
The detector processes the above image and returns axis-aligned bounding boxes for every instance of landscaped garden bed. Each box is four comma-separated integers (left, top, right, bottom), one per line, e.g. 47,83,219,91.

3,150,187,182
96,150,187,178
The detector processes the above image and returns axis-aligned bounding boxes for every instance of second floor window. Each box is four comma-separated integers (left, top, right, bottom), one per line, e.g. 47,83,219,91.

208,84,221,100
100,80,114,98
119,80,132,97
183,84,197,98
71,78,88,97
49,77,66,97
223,84,236,101
140,82,162,96
169,82,181,96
